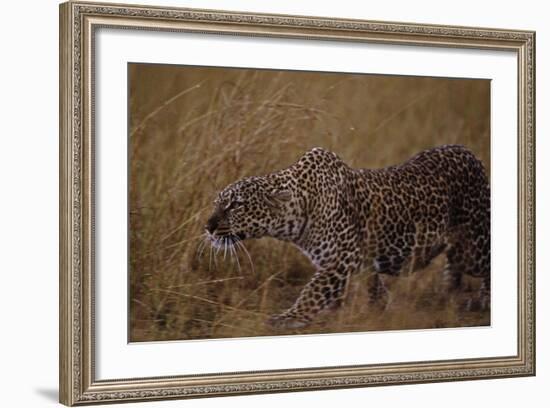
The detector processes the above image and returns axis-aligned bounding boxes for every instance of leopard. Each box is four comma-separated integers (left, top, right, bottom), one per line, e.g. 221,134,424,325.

204,145,490,329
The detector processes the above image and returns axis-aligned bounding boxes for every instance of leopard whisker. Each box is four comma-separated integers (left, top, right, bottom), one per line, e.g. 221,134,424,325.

235,239,255,276
213,242,220,268
228,244,236,272
227,239,233,261
230,238,242,274
208,240,213,271
195,234,208,260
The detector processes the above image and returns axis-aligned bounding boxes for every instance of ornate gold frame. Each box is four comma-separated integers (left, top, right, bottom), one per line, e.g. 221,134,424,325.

59,1,536,405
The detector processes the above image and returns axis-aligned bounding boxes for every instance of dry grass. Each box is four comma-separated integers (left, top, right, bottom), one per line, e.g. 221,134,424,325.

128,63,490,342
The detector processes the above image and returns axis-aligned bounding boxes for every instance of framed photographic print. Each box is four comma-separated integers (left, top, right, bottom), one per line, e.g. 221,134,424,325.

59,1,536,405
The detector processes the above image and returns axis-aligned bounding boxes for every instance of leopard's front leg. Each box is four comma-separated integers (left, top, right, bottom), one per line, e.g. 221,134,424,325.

268,266,352,329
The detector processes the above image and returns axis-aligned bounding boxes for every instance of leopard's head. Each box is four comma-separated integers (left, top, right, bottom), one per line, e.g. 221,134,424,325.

205,176,292,249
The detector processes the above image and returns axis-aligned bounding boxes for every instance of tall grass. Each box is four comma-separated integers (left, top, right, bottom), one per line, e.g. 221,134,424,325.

129,64,490,342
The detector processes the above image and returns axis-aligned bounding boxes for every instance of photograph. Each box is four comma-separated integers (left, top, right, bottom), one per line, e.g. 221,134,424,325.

128,63,491,342
57,1,536,405
0,0,544,404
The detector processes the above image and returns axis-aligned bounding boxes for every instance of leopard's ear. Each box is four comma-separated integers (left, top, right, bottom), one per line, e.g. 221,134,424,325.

271,189,292,202
264,189,292,210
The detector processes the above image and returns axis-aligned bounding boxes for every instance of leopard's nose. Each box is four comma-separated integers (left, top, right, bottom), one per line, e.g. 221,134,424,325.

205,216,218,234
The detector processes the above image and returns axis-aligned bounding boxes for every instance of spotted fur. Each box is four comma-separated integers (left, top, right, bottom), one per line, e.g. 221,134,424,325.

205,145,490,328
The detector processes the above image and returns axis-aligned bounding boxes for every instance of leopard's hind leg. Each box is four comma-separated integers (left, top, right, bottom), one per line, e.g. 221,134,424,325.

443,224,491,310
366,251,408,308
367,272,390,309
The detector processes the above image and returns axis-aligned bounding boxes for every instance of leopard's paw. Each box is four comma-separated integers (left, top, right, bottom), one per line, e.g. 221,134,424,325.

266,313,310,329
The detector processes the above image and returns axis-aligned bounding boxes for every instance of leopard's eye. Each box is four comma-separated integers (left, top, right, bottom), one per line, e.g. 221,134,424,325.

226,201,244,211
